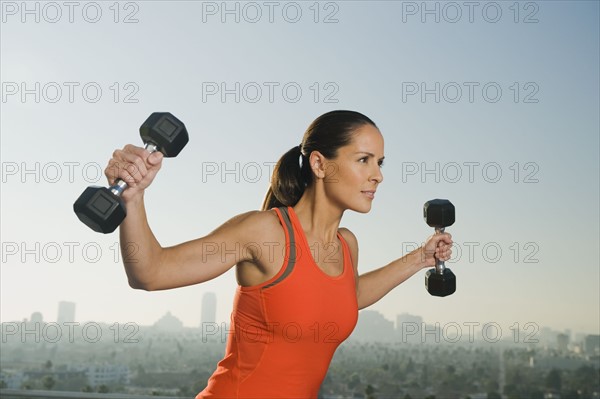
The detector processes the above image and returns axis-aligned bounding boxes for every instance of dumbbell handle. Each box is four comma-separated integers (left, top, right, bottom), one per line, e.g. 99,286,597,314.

109,142,158,197
434,226,446,275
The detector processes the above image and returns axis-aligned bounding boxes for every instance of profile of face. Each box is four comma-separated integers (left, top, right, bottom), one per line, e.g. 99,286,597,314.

314,123,385,213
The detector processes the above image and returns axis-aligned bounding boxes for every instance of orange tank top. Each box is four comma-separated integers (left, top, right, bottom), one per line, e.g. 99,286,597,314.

196,206,359,398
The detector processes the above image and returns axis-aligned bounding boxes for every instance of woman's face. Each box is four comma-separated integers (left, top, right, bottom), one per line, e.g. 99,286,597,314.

321,124,385,213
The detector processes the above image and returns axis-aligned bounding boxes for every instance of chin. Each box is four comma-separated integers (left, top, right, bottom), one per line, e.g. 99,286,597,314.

350,203,372,214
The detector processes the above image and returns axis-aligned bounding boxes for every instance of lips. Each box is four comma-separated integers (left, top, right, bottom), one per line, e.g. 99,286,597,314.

361,190,376,199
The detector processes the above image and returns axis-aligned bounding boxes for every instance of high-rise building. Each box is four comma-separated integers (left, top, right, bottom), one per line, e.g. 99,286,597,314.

557,333,569,352
201,292,217,326
584,334,600,355
57,301,75,324
30,312,43,324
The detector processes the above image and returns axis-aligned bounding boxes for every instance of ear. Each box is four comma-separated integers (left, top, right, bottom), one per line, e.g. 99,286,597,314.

308,151,327,179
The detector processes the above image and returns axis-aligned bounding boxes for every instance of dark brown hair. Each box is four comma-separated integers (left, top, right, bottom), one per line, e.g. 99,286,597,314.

261,110,377,211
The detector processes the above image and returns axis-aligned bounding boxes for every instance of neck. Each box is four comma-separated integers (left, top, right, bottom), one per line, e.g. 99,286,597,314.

292,184,344,243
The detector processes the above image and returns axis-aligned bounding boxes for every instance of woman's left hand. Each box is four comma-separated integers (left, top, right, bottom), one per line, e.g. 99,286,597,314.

421,232,453,268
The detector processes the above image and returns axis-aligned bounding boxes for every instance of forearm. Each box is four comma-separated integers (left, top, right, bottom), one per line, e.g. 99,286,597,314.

357,247,427,309
119,193,163,290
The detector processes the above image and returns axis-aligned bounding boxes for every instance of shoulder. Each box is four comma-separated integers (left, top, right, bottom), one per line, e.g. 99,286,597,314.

218,208,280,229
338,227,359,266
216,208,283,242
338,227,358,248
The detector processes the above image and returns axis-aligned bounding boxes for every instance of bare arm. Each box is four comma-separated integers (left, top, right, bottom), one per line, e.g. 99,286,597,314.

106,144,262,291
357,247,427,309
121,206,264,291
118,193,163,289
339,228,453,310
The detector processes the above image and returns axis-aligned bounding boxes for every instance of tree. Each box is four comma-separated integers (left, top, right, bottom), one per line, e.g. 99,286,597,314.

545,368,562,391
570,365,598,393
178,386,191,397
406,357,415,372
42,375,55,390
347,372,361,389
528,389,544,399
98,384,109,393
365,384,376,399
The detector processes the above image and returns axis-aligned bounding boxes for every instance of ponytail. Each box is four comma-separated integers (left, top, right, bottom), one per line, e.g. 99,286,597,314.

261,145,309,211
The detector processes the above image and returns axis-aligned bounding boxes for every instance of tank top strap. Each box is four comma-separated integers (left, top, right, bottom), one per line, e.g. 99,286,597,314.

262,207,298,290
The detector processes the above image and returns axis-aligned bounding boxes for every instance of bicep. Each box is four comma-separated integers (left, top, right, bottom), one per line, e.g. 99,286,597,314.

152,211,263,290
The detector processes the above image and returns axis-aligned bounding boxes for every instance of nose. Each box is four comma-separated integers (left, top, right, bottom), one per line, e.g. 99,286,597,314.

371,164,383,184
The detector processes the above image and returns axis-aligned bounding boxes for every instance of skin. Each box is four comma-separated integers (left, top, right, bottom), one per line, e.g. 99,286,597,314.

106,123,453,310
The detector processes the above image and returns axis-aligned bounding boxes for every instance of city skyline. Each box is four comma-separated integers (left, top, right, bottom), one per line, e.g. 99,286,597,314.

5,299,598,343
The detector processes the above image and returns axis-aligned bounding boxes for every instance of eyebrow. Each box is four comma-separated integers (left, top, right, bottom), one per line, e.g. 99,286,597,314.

354,151,385,161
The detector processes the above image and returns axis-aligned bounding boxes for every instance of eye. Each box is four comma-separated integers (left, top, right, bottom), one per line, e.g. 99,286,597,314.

378,159,385,168
359,157,368,163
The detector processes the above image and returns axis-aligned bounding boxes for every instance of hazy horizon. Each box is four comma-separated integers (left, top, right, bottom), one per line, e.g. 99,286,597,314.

2,298,598,338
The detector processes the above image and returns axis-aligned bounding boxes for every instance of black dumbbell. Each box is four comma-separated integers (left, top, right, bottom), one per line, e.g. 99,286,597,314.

423,199,456,297
73,112,189,233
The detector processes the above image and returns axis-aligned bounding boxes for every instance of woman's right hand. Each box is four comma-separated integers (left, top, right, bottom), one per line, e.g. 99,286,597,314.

104,144,164,202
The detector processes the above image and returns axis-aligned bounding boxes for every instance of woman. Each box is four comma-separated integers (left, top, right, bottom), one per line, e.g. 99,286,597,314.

105,110,453,398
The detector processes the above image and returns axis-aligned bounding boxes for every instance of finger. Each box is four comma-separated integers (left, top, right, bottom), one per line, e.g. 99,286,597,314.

117,151,150,178
104,158,132,185
104,159,118,185
436,236,451,248
123,144,149,157
148,151,164,165
436,246,452,255
108,159,142,186
440,237,453,247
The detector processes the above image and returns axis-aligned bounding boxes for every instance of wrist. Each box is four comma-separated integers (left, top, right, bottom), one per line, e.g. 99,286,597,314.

123,190,145,207
410,246,429,270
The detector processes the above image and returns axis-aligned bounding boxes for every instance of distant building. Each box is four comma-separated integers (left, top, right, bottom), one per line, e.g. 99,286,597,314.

539,326,562,347
201,292,217,326
0,370,25,389
153,311,184,332
85,364,129,387
30,312,43,324
396,313,423,344
584,334,600,355
351,310,394,342
57,301,76,324
557,333,569,352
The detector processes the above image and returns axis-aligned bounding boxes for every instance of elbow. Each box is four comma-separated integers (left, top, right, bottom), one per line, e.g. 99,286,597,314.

128,279,148,291
128,277,156,291
126,256,163,291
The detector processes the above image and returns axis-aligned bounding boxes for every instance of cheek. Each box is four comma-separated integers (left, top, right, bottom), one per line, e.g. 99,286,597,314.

335,166,363,188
